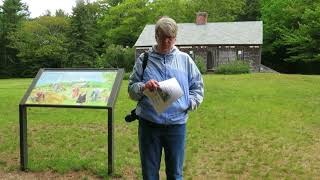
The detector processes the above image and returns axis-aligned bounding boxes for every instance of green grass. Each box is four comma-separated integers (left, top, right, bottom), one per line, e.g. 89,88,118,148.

0,74,320,179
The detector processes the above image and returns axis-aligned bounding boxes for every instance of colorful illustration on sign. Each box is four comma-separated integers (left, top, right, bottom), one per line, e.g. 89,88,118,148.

26,71,117,106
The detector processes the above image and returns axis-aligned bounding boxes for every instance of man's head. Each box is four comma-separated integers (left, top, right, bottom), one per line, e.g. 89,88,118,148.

155,17,177,54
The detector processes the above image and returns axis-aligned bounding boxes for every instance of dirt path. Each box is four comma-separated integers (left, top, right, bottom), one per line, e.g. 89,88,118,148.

0,170,103,180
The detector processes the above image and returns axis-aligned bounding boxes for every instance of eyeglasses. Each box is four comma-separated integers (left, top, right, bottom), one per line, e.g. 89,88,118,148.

157,35,176,42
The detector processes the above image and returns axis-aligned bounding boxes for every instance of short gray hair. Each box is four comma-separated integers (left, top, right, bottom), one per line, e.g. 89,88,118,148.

155,17,177,39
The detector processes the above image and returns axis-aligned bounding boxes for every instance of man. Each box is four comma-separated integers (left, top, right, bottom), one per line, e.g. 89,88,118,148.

128,17,204,180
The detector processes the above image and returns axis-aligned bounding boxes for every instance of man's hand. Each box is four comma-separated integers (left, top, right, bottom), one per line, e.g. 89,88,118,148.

143,79,159,91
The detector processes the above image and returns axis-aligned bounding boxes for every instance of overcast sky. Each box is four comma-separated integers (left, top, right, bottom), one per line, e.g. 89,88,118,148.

0,0,96,18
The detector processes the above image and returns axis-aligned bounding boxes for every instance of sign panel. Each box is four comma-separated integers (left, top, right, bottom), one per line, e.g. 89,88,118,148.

20,68,123,108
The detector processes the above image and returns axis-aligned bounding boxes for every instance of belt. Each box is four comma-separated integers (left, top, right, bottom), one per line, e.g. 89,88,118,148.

139,117,182,128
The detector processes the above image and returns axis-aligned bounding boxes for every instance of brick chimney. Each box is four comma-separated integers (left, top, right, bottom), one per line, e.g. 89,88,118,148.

196,12,208,25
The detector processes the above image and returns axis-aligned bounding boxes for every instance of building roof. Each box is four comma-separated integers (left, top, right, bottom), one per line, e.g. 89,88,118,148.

134,21,263,47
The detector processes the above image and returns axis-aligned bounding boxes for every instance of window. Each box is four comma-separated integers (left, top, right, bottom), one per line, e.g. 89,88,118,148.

180,46,193,49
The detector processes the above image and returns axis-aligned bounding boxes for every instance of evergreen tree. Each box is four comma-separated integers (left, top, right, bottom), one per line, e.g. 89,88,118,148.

55,9,69,17
281,4,320,62
0,0,29,77
68,0,101,67
261,0,320,73
237,0,261,21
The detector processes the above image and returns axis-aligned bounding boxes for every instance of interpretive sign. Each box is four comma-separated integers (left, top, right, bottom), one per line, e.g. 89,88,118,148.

21,69,121,108
19,68,124,175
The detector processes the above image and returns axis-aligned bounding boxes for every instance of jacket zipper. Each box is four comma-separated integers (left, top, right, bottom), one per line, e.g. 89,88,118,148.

163,55,166,124
164,56,166,78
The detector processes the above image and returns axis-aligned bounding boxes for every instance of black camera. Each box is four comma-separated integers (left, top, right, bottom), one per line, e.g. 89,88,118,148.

125,109,139,122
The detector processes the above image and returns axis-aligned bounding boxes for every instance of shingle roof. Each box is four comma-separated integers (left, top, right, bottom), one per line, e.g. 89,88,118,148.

134,21,263,47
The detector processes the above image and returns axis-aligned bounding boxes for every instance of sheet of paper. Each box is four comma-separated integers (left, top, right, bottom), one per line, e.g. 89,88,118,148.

143,78,184,114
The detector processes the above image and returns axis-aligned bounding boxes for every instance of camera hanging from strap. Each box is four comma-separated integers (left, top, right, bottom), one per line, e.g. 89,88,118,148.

125,51,148,123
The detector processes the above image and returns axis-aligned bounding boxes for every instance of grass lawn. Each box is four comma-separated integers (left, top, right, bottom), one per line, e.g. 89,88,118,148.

0,73,320,179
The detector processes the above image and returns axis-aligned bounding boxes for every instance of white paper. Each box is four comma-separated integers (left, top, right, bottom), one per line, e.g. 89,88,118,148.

143,78,184,114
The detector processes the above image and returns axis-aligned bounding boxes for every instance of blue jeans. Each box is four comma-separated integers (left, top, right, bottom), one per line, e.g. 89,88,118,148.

138,119,186,180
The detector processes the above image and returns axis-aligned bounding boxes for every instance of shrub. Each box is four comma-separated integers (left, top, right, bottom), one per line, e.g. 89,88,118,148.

96,44,135,72
195,56,206,74
123,72,132,80
215,60,250,74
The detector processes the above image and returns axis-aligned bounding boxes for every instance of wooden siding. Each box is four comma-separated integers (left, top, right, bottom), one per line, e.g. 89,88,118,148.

135,45,261,72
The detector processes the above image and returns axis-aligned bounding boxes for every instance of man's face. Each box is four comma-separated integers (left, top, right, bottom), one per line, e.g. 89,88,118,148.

156,34,176,53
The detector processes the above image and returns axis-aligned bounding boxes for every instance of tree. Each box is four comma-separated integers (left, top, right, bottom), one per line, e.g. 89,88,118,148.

281,4,320,62
55,9,69,17
0,0,29,77
148,0,192,23
99,0,247,47
99,0,150,47
97,44,135,71
261,0,320,73
189,0,246,22
68,0,102,67
103,0,124,7
8,16,70,77
0,7,3,43
237,0,261,21
149,0,246,23
42,9,52,16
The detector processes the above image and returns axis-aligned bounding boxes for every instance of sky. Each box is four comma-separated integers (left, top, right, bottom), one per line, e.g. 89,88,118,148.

36,71,116,86
0,0,94,18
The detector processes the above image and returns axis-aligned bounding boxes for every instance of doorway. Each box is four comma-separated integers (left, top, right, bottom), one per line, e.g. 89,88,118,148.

207,51,213,70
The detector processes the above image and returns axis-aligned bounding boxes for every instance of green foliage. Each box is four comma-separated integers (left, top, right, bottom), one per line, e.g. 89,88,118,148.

195,56,206,74
0,0,29,32
55,9,69,17
104,0,125,7
97,44,135,72
68,0,101,67
99,0,150,47
190,0,246,22
148,0,246,23
0,0,29,77
215,60,250,74
237,0,261,21
2,0,320,77
148,0,193,22
281,4,320,62
8,16,70,77
123,72,132,80
261,0,320,72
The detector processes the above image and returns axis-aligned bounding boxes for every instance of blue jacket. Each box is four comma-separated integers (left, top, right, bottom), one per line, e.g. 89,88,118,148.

128,46,204,124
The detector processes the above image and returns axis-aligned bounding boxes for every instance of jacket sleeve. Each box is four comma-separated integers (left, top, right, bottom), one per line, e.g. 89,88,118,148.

128,55,145,101
188,57,204,111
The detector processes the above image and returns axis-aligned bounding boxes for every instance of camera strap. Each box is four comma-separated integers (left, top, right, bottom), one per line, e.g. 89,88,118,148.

125,51,149,123
141,51,148,80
